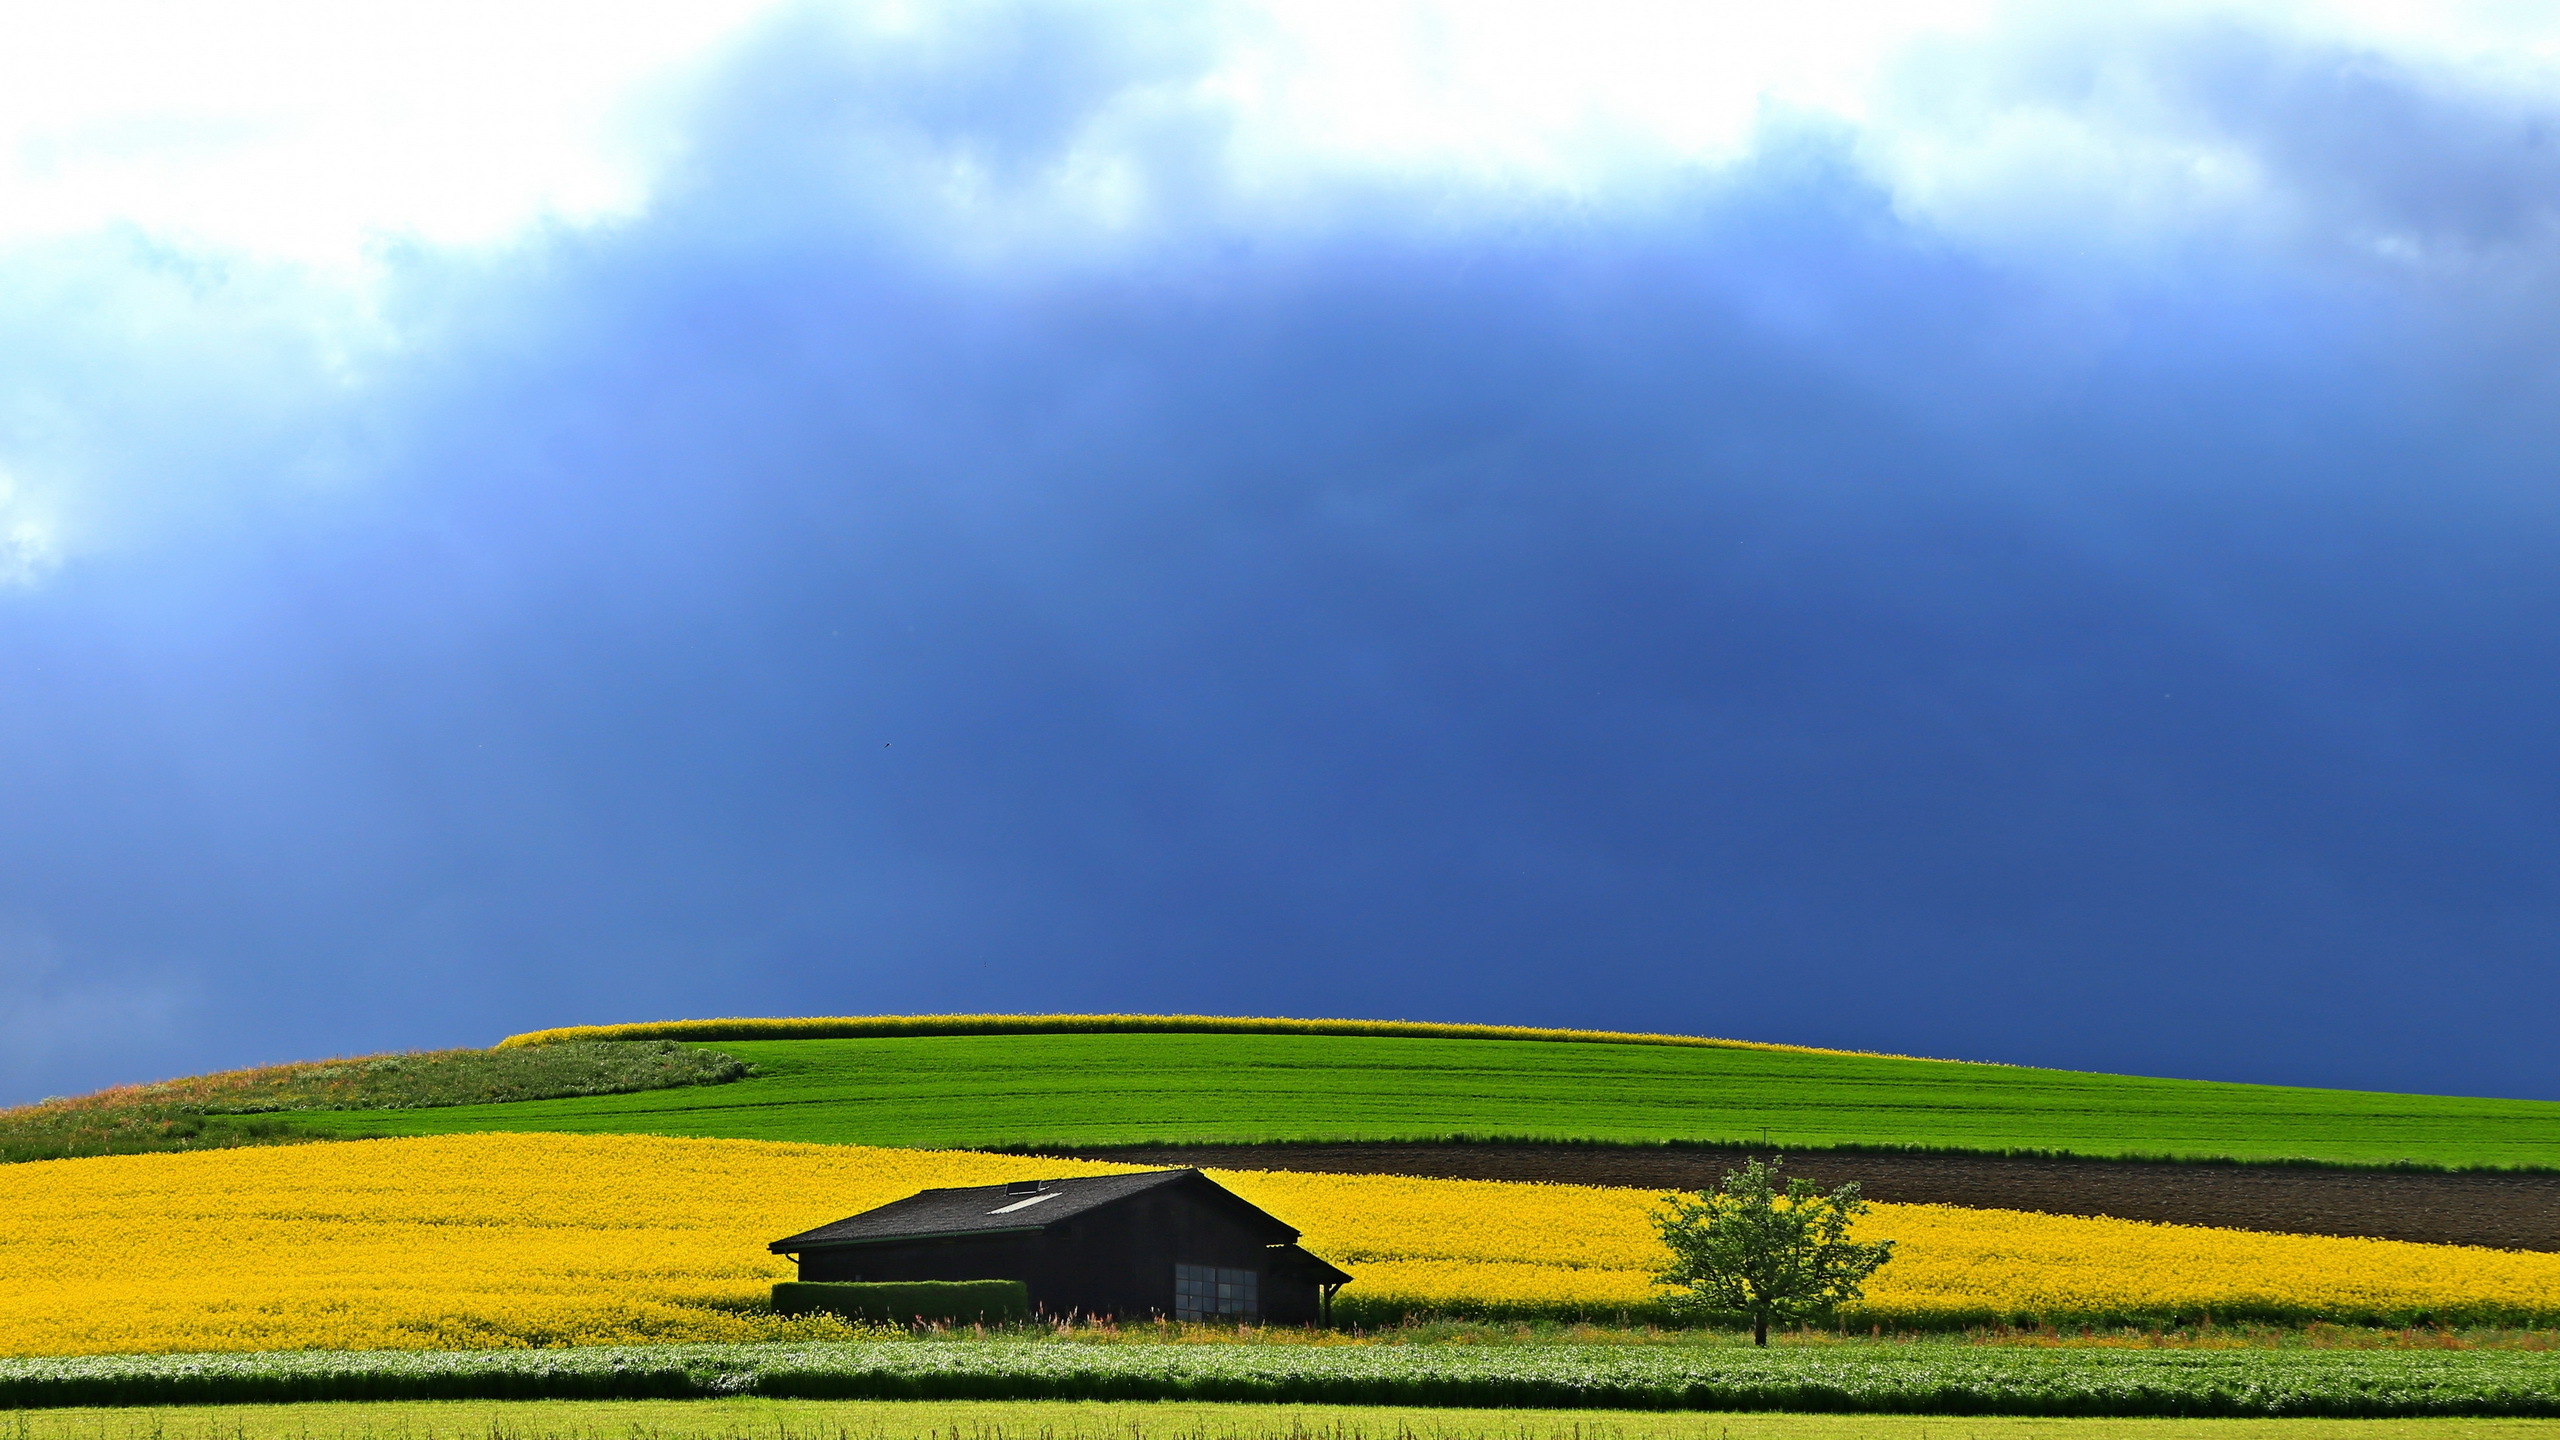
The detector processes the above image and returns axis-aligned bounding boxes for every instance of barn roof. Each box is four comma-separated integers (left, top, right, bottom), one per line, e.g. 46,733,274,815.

769,1168,1297,1252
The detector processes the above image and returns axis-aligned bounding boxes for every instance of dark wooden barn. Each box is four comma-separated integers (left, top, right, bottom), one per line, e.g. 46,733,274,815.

769,1168,1353,1323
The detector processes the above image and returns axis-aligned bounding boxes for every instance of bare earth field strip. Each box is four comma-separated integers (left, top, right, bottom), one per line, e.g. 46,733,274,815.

1051,1143,2560,1252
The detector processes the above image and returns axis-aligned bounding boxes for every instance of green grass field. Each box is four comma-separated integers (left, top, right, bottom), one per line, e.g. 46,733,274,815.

11,1399,2560,1440
282,1033,2560,1169
18,1400,2560,1440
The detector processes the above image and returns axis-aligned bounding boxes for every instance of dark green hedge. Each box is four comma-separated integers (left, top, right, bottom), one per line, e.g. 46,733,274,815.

772,1281,1030,1326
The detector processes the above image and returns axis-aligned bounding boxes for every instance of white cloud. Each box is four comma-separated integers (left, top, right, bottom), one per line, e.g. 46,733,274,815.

2,2,2554,270
1,0,2556,590
0,0,780,271
1843,5,2560,267
762,2,2560,275
0,471,58,588
1201,0,2001,190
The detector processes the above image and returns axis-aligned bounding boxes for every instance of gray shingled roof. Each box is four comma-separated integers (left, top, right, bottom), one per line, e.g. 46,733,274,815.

769,1168,1299,1252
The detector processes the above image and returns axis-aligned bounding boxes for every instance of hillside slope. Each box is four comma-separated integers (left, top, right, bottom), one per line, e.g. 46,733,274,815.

0,1042,746,1163
284,1030,2560,1169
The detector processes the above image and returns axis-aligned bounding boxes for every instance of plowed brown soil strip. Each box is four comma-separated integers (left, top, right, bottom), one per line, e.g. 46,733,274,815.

1046,1142,2560,1252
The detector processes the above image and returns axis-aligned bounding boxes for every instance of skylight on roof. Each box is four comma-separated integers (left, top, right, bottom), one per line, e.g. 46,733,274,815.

988,1191,1063,1214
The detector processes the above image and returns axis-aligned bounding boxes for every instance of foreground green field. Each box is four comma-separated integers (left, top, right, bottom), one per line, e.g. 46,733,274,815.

11,1338,2560,1417
285,1032,2560,1168
15,1399,2560,1440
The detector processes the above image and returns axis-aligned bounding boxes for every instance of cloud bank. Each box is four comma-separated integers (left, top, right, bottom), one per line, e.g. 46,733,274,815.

4,2,2560,1102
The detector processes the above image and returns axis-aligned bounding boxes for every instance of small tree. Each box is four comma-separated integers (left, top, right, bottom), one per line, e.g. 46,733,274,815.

1651,1156,1894,1345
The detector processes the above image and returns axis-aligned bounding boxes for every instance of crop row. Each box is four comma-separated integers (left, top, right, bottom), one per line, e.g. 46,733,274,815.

5,1340,2560,1417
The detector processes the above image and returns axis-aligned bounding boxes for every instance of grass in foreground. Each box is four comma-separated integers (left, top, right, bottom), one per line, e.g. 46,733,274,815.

11,1338,2560,1416
13,1399,2560,1440
287,1032,2560,1169
0,1044,748,1164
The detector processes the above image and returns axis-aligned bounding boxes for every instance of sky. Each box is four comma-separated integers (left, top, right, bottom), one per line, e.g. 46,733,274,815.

6,0,2560,1106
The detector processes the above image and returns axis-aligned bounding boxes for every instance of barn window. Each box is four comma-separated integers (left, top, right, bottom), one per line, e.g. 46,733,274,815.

1173,1263,1258,1321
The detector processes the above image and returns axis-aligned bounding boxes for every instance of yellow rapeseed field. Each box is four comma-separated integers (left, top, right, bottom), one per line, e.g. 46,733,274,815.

0,1133,2551,1356
1225,1171,2560,1328
495,1012,1876,1057
0,1134,1106,1355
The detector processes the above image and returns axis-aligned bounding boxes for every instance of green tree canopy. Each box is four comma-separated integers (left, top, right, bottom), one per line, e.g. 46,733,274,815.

1651,1155,1895,1345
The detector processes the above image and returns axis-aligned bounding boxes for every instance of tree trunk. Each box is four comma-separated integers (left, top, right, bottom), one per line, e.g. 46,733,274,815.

1753,1311,1768,1346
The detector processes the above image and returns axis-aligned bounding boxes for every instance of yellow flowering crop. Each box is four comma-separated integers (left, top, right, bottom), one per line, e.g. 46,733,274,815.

1219,1171,2560,1328
496,1012,1876,1058
0,1133,2552,1357
0,1134,1117,1356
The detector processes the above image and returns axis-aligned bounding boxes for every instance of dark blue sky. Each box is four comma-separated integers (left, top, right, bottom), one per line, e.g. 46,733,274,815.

5,4,2560,1104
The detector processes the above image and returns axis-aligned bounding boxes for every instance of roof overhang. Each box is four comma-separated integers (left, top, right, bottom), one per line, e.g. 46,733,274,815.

768,1223,1047,1254
1270,1242,1354,1287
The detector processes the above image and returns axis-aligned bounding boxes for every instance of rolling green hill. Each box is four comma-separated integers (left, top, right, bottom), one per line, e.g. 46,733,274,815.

0,1042,746,1164
283,1030,2560,1169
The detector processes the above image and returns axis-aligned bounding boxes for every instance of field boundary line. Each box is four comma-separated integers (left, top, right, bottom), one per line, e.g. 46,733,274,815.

1003,1135,2560,1177
493,1013,1928,1060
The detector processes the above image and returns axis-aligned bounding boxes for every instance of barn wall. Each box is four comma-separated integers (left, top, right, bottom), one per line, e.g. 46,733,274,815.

1040,1179,1324,1323
790,1177,1327,1323
796,1231,1042,1286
